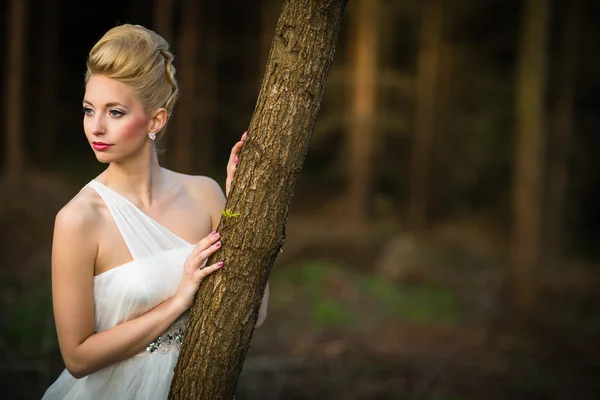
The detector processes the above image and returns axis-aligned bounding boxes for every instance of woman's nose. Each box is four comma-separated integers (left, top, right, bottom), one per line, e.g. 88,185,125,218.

90,115,106,136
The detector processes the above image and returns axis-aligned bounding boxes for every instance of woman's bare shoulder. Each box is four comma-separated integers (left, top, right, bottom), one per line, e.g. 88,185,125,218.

54,186,104,234
167,170,225,202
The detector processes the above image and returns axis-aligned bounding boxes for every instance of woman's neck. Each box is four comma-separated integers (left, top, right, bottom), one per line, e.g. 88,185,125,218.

102,146,165,207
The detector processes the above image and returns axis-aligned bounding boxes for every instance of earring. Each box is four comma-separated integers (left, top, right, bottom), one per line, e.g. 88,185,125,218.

148,132,157,141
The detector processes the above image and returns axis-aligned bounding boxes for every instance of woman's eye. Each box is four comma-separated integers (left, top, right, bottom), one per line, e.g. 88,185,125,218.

109,110,125,117
82,107,93,115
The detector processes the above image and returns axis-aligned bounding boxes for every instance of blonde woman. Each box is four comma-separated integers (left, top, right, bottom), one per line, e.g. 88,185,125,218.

42,24,268,399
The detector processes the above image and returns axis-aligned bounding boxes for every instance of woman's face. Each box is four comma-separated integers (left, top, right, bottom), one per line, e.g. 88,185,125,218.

83,75,152,163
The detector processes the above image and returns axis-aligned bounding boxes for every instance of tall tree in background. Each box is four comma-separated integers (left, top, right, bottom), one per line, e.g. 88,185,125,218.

4,0,27,197
173,0,199,174
153,0,175,44
511,0,550,319
347,0,379,226
169,0,348,398
194,3,221,174
408,0,443,230
37,0,58,165
153,0,176,167
545,0,581,264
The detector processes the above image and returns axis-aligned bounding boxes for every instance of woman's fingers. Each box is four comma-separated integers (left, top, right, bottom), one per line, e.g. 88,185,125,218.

226,132,247,197
186,231,220,269
192,261,224,283
193,240,222,265
228,142,243,173
229,132,246,157
228,131,247,167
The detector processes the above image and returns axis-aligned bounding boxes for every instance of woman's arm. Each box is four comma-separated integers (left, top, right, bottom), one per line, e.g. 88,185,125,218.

255,282,269,328
51,202,188,378
52,200,222,379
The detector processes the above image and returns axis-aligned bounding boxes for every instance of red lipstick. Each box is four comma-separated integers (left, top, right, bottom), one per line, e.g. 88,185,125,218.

92,141,113,151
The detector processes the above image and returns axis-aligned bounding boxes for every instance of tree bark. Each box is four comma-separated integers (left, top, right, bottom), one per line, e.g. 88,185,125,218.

545,0,581,264
169,1,347,398
408,0,443,230
258,0,283,92
4,0,27,194
347,0,379,226
511,0,550,319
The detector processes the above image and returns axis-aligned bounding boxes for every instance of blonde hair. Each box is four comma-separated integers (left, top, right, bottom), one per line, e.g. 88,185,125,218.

85,24,178,138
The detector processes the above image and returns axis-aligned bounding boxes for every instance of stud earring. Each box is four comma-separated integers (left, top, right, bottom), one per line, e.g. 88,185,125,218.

148,132,157,141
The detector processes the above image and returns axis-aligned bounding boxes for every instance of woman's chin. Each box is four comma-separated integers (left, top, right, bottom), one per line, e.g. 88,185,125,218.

93,153,118,164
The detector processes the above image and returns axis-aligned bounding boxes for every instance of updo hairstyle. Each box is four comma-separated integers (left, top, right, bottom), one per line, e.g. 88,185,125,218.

85,24,178,139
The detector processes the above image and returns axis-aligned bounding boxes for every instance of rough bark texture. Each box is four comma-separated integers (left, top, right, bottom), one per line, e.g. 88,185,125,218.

408,0,443,230
4,0,27,192
511,0,549,319
169,1,347,399
545,0,581,264
347,0,379,226
258,0,283,92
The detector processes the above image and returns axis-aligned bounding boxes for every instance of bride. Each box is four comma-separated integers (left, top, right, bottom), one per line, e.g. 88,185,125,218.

42,24,268,399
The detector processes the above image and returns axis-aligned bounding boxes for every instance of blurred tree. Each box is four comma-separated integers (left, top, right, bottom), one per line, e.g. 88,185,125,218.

545,0,582,264
172,0,199,174
4,0,27,200
153,0,176,168
511,0,550,319
408,0,443,230
194,3,221,174
347,0,380,226
168,0,348,398
37,0,58,165
153,0,175,45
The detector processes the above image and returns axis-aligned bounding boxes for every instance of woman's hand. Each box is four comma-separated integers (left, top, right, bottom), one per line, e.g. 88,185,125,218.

226,131,247,197
173,231,224,311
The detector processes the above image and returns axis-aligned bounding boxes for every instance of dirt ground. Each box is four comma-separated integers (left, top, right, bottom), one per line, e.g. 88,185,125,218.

1,173,599,400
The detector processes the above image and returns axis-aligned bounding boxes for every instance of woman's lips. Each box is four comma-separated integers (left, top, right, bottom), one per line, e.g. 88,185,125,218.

92,141,113,151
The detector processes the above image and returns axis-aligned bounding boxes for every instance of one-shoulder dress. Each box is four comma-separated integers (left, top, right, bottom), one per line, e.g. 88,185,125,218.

43,180,195,399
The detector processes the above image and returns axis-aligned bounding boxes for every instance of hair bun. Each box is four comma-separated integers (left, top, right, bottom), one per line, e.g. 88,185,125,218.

85,24,179,138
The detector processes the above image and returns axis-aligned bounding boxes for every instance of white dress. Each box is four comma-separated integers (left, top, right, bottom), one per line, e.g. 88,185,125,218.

43,180,195,400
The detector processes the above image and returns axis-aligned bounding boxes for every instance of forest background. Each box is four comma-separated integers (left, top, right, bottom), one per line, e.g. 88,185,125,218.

0,0,599,399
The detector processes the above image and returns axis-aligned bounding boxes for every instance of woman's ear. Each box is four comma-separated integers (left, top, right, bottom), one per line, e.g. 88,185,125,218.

149,108,168,135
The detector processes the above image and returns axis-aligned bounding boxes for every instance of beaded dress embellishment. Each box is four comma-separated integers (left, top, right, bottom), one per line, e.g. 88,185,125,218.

145,320,187,354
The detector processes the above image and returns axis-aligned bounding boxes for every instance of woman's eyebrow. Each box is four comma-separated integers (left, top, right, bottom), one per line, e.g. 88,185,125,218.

82,100,130,110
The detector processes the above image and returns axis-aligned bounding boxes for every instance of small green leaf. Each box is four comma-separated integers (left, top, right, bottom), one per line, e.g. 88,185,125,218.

221,208,241,219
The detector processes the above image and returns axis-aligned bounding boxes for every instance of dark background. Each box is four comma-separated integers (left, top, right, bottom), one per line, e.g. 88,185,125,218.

1,0,599,399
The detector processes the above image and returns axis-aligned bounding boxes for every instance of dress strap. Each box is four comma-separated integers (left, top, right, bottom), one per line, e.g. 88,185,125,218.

86,180,191,260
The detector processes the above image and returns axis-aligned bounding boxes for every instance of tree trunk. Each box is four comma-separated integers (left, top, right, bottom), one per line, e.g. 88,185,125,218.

258,0,282,92
37,0,58,165
545,0,581,265
408,0,443,230
511,0,550,319
4,0,27,195
346,0,379,226
173,0,199,174
169,1,348,398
